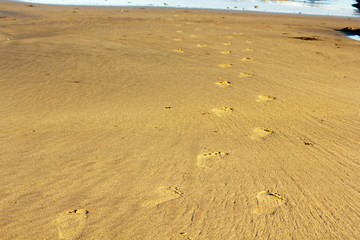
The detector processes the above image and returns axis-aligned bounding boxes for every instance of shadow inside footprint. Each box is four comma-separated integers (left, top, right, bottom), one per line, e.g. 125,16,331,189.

197,151,229,168
215,79,231,88
55,209,88,240
241,57,254,62
253,190,287,215
250,127,274,140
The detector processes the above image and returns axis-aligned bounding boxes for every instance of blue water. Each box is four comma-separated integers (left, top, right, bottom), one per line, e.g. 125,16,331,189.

14,0,360,17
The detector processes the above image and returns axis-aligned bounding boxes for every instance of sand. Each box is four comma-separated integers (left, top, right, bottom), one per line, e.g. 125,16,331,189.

0,1,360,239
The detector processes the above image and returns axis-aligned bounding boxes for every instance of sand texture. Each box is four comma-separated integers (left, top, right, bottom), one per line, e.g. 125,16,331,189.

1,1,360,239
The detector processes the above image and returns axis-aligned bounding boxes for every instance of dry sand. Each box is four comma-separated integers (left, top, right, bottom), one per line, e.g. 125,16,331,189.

0,1,360,239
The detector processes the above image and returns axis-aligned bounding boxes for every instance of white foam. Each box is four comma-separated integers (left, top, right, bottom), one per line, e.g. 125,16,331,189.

347,35,360,41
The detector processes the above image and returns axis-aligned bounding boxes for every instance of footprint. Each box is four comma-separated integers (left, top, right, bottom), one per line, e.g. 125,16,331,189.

143,186,183,206
256,95,276,102
173,38,183,41
246,40,254,43
243,48,254,51
197,152,229,168
220,50,231,54
212,107,233,116
253,190,287,215
55,209,89,240
225,26,232,29
241,57,254,61
176,30,184,33
215,79,231,88
239,72,253,78
233,32,242,35
190,34,198,38
194,28,201,31
219,63,232,68
174,49,184,53
196,43,207,47
176,24,182,27
226,35,235,39
250,128,274,140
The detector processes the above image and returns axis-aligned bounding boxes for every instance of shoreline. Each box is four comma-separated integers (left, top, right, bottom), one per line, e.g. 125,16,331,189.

1,0,360,239
2,0,360,42
3,0,360,21
6,0,360,18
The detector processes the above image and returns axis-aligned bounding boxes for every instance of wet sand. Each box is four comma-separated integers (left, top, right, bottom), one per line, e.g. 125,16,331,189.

0,1,360,239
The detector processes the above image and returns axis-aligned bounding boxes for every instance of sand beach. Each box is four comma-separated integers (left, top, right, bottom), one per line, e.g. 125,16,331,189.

0,1,360,239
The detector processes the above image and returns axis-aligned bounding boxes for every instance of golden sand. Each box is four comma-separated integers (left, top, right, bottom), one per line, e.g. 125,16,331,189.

0,1,360,239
